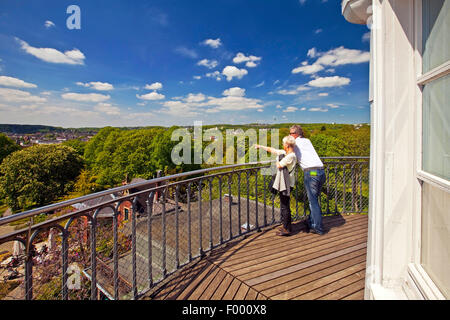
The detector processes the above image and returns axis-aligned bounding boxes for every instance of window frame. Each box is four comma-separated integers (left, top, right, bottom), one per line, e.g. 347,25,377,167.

409,0,448,300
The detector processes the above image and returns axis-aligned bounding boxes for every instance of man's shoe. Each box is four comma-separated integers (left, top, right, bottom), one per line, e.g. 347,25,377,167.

310,228,325,236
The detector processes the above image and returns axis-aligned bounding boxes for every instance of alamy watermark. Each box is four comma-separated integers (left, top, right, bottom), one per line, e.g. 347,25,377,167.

171,121,280,174
66,5,81,30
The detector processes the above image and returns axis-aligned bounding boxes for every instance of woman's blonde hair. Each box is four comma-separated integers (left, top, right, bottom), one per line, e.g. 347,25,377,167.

282,135,296,147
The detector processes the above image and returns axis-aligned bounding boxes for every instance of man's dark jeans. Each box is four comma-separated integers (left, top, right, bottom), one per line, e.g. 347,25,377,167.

304,168,326,232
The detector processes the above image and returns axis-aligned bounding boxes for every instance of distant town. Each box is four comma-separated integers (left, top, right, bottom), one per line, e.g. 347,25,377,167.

0,125,97,147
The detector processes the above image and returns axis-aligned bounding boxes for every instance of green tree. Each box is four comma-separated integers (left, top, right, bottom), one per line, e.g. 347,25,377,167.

0,145,84,210
0,133,20,165
62,139,87,156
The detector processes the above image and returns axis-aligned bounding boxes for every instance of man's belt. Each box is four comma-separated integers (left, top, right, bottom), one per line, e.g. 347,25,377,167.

303,166,324,172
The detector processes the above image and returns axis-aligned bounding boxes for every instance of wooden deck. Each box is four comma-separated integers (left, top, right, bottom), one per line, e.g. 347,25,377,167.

144,214,368,300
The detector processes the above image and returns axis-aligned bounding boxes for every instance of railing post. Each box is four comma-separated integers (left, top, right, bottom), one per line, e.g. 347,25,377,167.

208,178,213,250
255,169,259,230
131,197,138,299
25,241,33,300
90,217,97,300
62,229,69,300
237,173,241,236
175,185,180,269
187,182,192,262
218,176,223,245
146,192,154,289
161,188,167,277
198,179,203,256
246,171,250,232
113,206,119,300
228,174,233,240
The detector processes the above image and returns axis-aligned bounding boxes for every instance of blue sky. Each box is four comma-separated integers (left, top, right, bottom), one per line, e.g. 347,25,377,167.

0,0,371,128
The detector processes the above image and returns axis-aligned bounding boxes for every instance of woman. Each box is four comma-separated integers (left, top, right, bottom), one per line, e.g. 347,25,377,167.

254,135,297,236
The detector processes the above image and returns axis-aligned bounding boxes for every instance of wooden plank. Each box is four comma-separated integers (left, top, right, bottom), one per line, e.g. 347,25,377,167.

233,283,250,300
210,218,368,267
245,288,258,300
252,247,366,290
222,278,242,300
297,271,366,300
256,292,268,300
208,214,367,262
220,226,368,273
199,269,228,300
153,259,209,300
187,266,221,300
209,215,368,263
271,261,366,300
341,285,366,300
210,272,235,300
176,262,216,300
231,232,367,279
318,278,366,300
259,251,366,297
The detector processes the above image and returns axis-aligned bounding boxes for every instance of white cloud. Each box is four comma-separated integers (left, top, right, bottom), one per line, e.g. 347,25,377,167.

318,92,329,97
44,20,55,28
185,93,206,103
206,71,222,81
16,38,85,65
292,64,324,75
76,81,114,91
136,91,165,100
315,46,370,66
174,46,198,59
222,66,248,81
232,52,262,68
308,76,351,88
223,87,245,97
0,88,46,103
276,104,283,109
293,46,369,76
202,38,222,49
197,59,218,69
159,90,263,116
327,103,339,108
276,85,310,95
0,76,37,88
299,0,307,5
283,106,298,113
62,92,110,102
144,82,163,90
309,107,328,112
94,103,121,115
254,81,265,88
193,75,202,80
315,28,323,34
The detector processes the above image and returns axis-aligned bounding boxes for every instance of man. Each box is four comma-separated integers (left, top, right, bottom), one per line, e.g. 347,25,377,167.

290,125,327,235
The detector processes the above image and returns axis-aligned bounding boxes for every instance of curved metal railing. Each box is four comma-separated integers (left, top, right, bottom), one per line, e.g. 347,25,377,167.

0,157,369,300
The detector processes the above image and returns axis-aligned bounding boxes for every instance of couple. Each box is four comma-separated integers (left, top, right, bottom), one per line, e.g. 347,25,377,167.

255,125,326,236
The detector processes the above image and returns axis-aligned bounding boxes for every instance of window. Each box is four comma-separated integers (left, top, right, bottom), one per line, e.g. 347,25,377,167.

124,208,129,221
418,0,450,299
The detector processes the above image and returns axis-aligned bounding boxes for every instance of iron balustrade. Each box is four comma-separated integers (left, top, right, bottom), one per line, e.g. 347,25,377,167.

0,157,369,300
